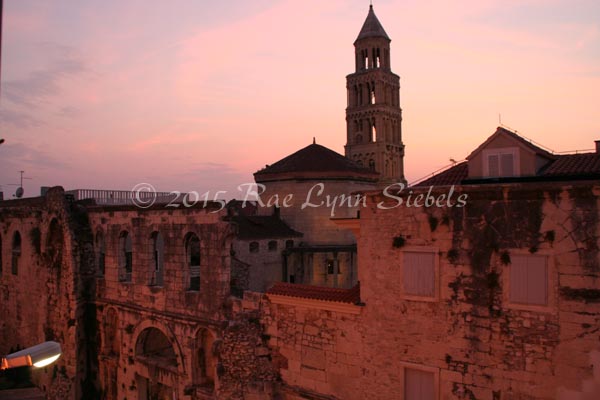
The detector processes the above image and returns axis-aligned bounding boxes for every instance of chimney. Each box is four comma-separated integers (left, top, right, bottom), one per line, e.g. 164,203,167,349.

595,140,600,154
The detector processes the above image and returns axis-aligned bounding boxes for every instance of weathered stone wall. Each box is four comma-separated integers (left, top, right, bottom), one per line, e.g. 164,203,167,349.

262,299,363,399
256,180,374,245
0,187,98,399
88,204,233,399
259,182,600,400
354,182,600,399
232,238,292,292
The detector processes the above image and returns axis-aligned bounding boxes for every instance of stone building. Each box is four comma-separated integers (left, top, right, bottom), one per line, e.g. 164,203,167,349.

261,129,600,399
1,5,599,400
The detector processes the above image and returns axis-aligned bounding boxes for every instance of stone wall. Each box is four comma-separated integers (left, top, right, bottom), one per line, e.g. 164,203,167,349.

256,180,374,245
259,182,600,400
88,204,233,399
354,182,600,399
0,187,98,399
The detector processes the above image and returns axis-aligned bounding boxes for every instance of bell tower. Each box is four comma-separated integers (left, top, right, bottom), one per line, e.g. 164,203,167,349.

345,5,405,184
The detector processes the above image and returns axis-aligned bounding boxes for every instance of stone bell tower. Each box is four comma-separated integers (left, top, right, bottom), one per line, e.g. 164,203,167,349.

344,5,405,184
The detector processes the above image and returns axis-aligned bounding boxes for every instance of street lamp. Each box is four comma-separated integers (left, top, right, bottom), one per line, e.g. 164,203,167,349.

0,341,62,370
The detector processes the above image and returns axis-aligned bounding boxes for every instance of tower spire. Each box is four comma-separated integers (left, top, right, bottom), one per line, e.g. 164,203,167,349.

344,6,405,184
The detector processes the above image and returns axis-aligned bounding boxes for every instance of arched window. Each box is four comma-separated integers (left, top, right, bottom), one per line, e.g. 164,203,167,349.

369,159,376,171
135,328,177,367
355,134,363,144
285,240,294,249
193,329,216,389
268,241,278,252
185,233,201,291
12,231,21,275
46,219,63,268
96,230,105,277
103,308,119,356
119,231,132,282
150,232,164,286
249,241,259,253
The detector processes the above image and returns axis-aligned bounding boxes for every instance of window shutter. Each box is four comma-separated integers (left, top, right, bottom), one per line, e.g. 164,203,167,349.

405,368,435,400
526,256,547,305
501,153,514,176
510,256,528,304
510,255,547,305
488,154,499,176
404,252,435,297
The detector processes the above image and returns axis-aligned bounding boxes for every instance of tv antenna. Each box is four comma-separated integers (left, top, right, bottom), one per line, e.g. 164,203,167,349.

14,171,33,198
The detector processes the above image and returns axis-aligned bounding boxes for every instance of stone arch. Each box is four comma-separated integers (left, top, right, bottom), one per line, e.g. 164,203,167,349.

131,319,186,375
192,327,217,389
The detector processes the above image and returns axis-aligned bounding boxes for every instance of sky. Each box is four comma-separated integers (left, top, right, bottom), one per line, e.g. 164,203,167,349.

0,0,599,199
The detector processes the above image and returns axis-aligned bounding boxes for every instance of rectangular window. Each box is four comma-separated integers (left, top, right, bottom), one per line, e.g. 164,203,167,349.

510,255,548,305
403,251,435,298
483,147,518,177
404,368,435,400
327,260,336,275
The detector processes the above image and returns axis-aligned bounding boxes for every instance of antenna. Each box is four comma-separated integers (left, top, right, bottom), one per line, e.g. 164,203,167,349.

14,171,33,198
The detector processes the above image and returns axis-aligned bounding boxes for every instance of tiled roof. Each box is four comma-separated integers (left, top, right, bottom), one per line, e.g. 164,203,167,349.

355,5,390,42
467,127,556,161
226,199,258,216
542,153,600,177
267,282,361,304
414,152,600,187
231,215,302,240
254,143,378,182
414,162,468,187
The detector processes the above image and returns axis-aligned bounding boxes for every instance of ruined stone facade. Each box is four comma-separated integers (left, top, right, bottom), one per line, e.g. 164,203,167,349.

0,188,97,399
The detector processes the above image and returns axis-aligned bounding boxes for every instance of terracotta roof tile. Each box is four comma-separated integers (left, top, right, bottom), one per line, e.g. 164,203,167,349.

414,152,600,187
414,162,468,187
267,282,361,304
542,153,600,177
254,143,378,182
356,5,390,42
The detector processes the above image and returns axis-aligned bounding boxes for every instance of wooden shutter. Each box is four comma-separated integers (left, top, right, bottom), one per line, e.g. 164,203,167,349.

488,154,499,176
501,153,514,176
404,252,435,297
510,255,547,305
405,368,435,400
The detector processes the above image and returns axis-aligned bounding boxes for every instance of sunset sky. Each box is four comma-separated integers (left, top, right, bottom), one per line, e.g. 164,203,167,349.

1,0,599,198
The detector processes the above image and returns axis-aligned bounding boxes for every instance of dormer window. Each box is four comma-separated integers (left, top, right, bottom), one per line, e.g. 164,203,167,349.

483,148,518,177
